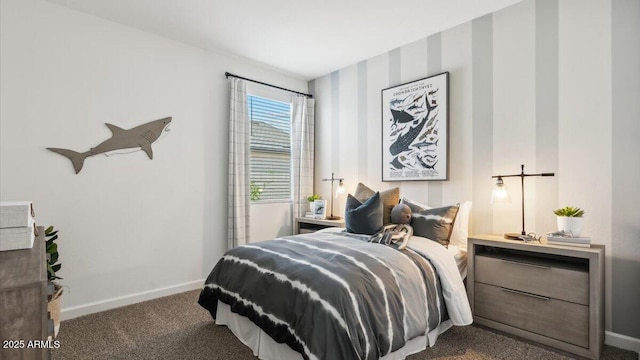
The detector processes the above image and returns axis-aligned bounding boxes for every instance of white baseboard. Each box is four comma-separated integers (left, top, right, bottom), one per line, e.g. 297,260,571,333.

605,331,640,354
60,279,205,321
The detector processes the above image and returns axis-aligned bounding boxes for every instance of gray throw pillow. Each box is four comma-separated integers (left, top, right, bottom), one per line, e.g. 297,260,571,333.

345,192,383,235
400,197,428,213
411,204,460,246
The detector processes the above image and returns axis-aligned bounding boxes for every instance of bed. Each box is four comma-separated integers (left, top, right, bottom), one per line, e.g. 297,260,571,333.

198,224,472,360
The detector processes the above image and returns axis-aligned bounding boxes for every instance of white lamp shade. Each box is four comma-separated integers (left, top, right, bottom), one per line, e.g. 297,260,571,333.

335,181,345,197
490,181,511,204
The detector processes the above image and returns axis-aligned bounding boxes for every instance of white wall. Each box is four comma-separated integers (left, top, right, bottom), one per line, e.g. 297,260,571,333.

310,0,640,345
250,203,292,242
0,0,307,318
558,0,613,331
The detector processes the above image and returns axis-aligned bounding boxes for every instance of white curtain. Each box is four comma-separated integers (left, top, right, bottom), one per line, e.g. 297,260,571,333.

291,96,315,227
228,78,250,249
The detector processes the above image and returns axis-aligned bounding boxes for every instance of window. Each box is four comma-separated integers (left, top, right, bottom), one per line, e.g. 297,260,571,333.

248,94,292,202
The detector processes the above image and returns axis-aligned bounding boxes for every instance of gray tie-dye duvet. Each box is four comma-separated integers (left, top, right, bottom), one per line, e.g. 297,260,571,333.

199,231,472,360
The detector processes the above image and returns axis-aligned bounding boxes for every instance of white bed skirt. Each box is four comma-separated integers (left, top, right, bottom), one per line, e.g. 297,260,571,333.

215,301,453,360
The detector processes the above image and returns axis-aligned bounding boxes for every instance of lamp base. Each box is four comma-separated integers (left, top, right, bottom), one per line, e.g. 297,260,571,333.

504,233,525,240
326,215,342,220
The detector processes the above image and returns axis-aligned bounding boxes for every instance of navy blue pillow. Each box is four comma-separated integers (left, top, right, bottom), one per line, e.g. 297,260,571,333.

345,192,383,235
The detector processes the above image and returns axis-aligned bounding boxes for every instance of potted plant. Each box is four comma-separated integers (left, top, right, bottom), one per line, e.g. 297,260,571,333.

553,206,585,237
307,194,321,213
45,225,63,337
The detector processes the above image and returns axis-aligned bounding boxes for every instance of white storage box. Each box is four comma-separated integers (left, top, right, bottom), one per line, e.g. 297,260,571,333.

0,201,35,228
0,226,35,251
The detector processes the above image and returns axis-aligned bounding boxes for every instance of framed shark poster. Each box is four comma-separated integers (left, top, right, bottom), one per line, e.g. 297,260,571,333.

381,72,449,181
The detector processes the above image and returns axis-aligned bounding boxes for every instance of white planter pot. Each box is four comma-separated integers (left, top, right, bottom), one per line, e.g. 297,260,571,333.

309,201,316,213
557,216,584,237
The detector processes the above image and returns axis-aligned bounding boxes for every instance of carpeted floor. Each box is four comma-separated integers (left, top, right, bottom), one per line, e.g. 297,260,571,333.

52,290,638,360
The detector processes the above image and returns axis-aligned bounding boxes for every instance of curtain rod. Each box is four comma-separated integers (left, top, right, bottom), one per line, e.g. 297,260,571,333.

225,72,313,98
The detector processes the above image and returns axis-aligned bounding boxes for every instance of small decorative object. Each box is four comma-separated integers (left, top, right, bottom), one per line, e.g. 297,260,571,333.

307,194,321,213
381,203,414,250
0,201,37,251
491,164,555,240
553,206,585,237
47,117,172,174
322,173,345,220
546,230,591,247
313,200,327,219
382,72,449,181
390,203,412,224
45,225,63,337
372,224,413,250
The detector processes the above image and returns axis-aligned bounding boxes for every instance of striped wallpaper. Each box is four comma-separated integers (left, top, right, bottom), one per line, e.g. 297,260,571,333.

310,0,640,341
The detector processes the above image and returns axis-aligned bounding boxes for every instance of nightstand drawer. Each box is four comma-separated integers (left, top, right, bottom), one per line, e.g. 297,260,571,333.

475,283,589,348
475,254,589,305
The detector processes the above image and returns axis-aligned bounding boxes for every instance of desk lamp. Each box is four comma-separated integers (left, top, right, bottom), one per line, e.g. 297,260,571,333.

491,164,555,240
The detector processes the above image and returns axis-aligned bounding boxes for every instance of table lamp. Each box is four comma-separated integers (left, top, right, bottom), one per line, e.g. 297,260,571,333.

491,164,555,240
322,173,344,220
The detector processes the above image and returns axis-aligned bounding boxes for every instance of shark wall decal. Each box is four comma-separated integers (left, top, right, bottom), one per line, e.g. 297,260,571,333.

47,117,172,174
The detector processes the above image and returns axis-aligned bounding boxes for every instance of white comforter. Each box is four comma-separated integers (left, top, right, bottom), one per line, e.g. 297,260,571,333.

405,236,473,326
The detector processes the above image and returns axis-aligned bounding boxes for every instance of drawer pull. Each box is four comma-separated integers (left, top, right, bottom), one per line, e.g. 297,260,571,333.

501,287,550,300
502,259,551,270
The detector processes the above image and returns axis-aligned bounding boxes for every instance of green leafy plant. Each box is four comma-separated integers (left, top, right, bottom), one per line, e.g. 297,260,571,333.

250,181,264,201
553,206,585,217
45,226,62,281
307,194,321,202
250,171,276,201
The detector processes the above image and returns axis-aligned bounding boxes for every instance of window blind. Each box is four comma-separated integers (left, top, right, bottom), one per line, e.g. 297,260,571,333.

249,95,292,201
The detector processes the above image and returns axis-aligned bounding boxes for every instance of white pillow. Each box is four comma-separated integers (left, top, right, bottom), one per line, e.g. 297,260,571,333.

450,201,472,249
401,198,472,249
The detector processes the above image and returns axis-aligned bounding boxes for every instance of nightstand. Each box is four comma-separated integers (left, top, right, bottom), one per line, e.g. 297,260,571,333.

467,235,604,360
294,217,344,235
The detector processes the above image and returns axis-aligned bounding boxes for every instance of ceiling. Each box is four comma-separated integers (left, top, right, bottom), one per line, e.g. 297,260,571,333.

45,0,521,80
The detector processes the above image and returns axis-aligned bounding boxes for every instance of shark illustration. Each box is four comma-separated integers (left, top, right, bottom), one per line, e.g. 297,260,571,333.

389,108,415,129
48,117,172,174
389,99,437,156
411,138,439,149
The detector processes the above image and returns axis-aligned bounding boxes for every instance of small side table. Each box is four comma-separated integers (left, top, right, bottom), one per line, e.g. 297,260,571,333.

294,217,345,235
